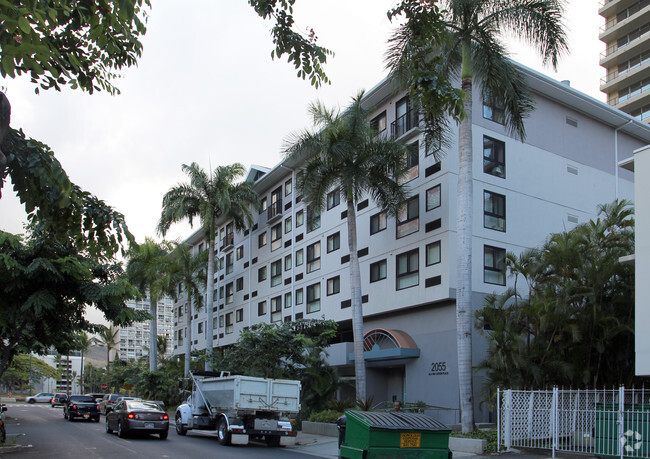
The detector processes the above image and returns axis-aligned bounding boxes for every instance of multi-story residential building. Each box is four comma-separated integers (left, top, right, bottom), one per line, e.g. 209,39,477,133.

173,64,650,423
33,351,82,394
599,0,650,121
118,296,174,361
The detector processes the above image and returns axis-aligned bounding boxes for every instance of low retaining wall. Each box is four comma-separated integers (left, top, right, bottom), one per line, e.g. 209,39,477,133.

302,421,338,437
449,437,487,454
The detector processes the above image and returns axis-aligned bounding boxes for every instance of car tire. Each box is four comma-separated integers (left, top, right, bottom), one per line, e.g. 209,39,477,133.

63,410,68,420
93,416,100,422
217,417,231,446
118,421,127,438
266,436,282,447
28,399,35,404
105,417,113,434
175,413,187,436
67,413,74,422
159,431,168,440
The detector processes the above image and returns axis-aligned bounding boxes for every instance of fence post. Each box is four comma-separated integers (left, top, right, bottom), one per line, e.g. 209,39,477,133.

497,388,501,452
504,389,512,450
552,387,558,458
619,385,625,459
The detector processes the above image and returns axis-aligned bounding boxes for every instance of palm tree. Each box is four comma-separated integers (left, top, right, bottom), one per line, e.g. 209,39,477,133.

386,0,567,432
157,163,258,370
74,332,93,392
284,92,410,401
95,325,120,371
126,238,176,371
169,243,207,375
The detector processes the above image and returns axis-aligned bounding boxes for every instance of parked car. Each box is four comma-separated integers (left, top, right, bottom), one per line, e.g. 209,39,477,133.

115,396,141,404
51,393,67,407
99,393,124,415
105,400,169,439
63,395,100,422
25,392,54,404
85,393,105,403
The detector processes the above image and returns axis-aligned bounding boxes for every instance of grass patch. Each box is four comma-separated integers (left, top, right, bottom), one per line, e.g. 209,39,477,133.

451,429,498,453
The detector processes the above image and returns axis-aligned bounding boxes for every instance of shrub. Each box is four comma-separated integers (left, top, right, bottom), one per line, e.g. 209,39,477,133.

307,409,344,423
450,429,498,453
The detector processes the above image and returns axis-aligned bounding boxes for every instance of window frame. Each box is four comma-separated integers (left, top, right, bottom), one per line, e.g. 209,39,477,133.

397,195,419,238
258,231,267,248
270,259,282,287
327,276,340,295
327,231,340,253
327,190,340,210
271,223,282,251
370,212,387,235
483,135,506,178
426,184,441,211
484,245,506,286
258,265,267,282
306,283,321,313
484,190,506,232
370,259,387,283
396,248,419,290
306,241,321,273
426,241,441,266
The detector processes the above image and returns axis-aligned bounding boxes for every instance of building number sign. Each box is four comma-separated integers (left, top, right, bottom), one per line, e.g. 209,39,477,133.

429,361,449,376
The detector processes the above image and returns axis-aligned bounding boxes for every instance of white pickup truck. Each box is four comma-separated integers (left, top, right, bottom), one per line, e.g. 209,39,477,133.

174,371,301,446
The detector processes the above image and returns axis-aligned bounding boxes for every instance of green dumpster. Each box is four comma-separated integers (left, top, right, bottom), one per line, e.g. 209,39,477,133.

339,410,452,459
595,404,650,459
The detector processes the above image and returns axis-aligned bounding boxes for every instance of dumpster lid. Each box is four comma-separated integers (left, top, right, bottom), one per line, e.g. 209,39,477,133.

345,410,450,431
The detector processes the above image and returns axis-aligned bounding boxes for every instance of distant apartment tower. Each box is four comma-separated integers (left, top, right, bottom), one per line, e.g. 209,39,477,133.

118,296,174,361
599,0,650,121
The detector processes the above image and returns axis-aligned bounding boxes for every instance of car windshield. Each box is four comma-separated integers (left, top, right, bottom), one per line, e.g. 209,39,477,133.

126,401,161,411
69,396,94,403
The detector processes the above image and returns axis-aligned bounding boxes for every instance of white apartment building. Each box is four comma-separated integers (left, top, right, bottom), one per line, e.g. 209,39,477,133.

173,64,650,423
118,296,174,361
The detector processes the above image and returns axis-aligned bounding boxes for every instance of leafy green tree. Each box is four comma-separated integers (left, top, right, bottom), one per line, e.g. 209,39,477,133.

476,201,635,393
284,93,410,402
95,325,120,372
169,243,207,376
0,354,59,393
0,230,145,381
157,163,259,370
212,319,339,414
126,238,176,372
386,0,567,432
83,364,106,393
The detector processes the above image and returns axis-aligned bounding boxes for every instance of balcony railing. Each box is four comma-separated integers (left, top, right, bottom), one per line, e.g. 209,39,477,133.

391,108,419,138
220,232,234,250
267,200,282,221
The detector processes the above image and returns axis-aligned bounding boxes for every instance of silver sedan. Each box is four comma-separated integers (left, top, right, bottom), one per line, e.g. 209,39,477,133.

105,400,169,439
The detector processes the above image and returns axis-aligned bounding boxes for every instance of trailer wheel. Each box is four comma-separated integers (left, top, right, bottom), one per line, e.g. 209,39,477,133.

175,413,187,436
217,417,231,446
265,436,281,447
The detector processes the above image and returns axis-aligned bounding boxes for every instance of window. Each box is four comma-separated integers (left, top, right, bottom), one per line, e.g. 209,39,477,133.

225,312,233,334
296,210,304,227
426,241,441,266
198,322,203,334
271,296,282,322
370,259,387,282
271,223,282,251
236,277,244,291
403,141,419,182
307,283,321,313
371,111,387,134
327,190,340,210
271,259,282,287
484,191,506,231
219,315,224,327
259,197,268,213
426,185,441,211
396,249,419,290
327,232,340,253
258,266,267,282
307,206,321,232
393,96,414,137
258,301,267,316
225,282,234,304
397,195,419,238
285,216,292,234
484,245,506,285
284,254,292,271
219,286,224,299
258,231,267,248
236,308,243,322
483,95,505,124
327,276,340,295
370,212,387,235
284,292,292,309
226,252,233,274
236,245,244,260
285,179,292,196
483,136,506,178
270,186,282,220
307,242,321,273
295,249,304,266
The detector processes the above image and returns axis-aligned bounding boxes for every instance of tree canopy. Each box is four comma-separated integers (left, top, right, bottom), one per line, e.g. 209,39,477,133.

0,353,60,392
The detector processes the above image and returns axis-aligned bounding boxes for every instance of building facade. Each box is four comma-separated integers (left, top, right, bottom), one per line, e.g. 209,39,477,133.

173,64,650,423
118,296,174,361
599,0,650,121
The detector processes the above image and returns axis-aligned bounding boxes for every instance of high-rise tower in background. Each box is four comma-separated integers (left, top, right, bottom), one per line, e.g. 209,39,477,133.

599,0,650,121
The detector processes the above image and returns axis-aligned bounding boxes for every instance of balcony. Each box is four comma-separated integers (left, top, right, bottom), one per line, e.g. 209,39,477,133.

391,108,419,138
267,200,282,223
220,232,234,251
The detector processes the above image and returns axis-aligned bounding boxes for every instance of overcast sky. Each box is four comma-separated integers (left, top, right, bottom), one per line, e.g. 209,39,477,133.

0,0,604,243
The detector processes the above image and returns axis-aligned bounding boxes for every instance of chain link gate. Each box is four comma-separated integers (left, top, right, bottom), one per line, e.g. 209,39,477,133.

498,388,650,459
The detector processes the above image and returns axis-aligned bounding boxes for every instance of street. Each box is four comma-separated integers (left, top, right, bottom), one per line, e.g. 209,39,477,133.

2,404,324,458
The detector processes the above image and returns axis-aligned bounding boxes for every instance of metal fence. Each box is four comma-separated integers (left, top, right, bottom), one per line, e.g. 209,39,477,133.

498,388,650,458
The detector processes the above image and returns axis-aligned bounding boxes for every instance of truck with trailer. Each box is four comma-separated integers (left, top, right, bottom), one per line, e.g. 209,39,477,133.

174,371,301,446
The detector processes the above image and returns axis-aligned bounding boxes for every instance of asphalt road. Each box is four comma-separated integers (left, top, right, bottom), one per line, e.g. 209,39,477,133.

3,404,319,458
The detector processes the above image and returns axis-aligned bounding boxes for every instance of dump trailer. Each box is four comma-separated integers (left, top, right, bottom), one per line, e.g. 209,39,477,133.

174,371,301,446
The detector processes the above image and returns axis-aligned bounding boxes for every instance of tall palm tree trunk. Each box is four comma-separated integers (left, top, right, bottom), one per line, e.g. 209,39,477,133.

185,296,192,376
80,351,84,392
347,200,366,401
456,61,475,433
204,236,216,370
149,297,158,371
